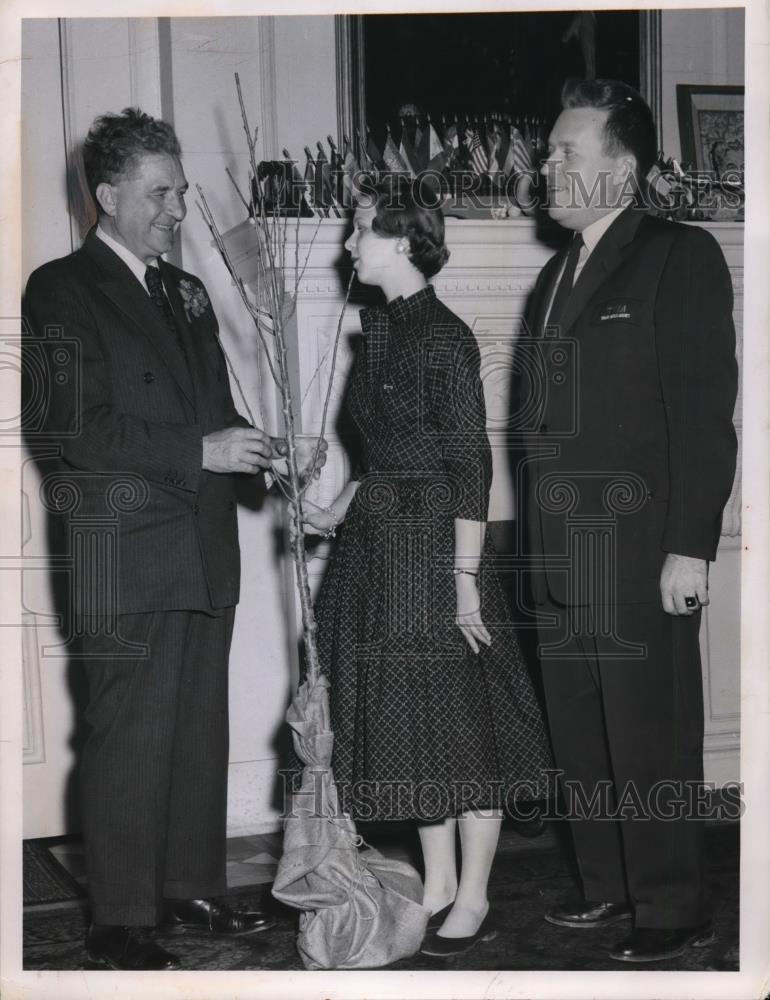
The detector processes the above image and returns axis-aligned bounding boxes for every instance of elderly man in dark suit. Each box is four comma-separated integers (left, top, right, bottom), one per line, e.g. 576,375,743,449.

25,108,323,970
524,80,738,963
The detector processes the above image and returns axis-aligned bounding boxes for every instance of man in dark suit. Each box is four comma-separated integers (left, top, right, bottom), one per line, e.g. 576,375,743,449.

524,80,738,963
24,108,322,970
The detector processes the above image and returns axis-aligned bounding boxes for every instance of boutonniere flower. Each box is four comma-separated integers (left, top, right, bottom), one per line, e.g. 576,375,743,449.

178,279,210,320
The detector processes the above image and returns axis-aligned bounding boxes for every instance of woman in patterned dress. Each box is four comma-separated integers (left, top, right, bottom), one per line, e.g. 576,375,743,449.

298,177,552,955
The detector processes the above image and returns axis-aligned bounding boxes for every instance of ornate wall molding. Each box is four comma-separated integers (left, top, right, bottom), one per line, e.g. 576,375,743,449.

639,10,663,149
127,19,163,115
22,614,45,765
334,15,365,149
257,16,278,159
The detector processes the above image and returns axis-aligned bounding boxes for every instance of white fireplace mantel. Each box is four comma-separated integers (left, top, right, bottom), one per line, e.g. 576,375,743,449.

223,215,743,530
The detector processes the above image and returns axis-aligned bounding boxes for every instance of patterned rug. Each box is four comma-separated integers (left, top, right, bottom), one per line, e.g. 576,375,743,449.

23,841,85,906
23,823,738,972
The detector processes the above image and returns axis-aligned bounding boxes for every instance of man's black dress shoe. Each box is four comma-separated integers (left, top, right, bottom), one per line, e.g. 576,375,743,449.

420,910,498,957
161,897,276,937
86,924,181,971
609,922,715,963
545,898,632,929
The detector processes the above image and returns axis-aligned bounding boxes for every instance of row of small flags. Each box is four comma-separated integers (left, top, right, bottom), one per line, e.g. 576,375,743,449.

259,115,546,216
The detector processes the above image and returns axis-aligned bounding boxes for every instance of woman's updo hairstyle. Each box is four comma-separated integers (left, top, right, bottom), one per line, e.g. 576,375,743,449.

369,174,450,279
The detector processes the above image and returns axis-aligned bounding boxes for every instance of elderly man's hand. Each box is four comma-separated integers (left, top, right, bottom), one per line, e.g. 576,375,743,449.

270,436,329,483
660,553,709,616
202,427,275,474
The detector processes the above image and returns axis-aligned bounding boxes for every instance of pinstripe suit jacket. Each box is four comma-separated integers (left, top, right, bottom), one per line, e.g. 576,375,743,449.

25,229,249,614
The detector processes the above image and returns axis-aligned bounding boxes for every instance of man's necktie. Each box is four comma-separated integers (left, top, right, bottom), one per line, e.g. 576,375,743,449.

145,265,189,365
547,233,584,329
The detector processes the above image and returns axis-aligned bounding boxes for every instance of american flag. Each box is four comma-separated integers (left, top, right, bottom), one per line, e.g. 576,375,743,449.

464,125,488,175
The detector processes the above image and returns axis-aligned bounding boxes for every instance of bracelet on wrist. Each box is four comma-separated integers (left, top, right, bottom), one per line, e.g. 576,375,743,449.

452,568,478,577
322,506,338,540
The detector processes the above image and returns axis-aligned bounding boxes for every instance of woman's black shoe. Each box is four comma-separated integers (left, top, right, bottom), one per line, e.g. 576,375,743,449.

426,902,455,932
420,910,498,957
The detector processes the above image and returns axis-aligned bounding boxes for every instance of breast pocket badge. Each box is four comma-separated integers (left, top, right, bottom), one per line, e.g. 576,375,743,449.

593,298,641,325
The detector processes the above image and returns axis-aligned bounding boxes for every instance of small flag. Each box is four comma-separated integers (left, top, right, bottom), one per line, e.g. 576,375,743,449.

314,141,330,210
413,120,430,174
496,118,512,173
399,119,417,178
327,134,344,204
442,115,458,156
413,122,424,158
464,124,488,176
302,146,320,215
425,116,446,174
486,118,504,177
316,141,340,217
356,127,379,178
503,126,534,176
341,134,359,205
442,115,461,172
382,125,409,173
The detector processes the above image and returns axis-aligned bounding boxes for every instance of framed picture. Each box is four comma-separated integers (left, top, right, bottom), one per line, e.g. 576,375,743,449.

676,83,744,179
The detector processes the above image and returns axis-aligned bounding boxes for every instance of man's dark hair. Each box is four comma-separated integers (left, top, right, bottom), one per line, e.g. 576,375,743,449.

561,78,657,182
82,107,181,205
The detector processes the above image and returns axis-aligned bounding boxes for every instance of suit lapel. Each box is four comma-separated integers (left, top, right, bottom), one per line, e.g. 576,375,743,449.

84,233,196,409
557,207,645,337
533,253,564,337
161,263,204,404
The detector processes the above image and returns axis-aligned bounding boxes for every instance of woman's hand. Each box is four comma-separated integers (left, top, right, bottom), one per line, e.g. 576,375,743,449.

288,500,338,542
302,506,337,537
454,573,492,655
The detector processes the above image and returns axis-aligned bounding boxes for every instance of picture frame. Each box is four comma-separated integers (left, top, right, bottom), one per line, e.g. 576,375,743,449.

676,83,744,179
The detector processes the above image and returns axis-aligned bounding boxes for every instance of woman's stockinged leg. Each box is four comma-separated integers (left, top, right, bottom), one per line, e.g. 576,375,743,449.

438,809,502,937
417,817,458,915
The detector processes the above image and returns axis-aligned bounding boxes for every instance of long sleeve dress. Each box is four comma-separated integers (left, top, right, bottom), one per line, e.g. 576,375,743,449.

313,285,552,821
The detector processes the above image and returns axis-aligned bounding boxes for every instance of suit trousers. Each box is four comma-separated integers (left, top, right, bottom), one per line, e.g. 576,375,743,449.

78,607,234,926
537,598,710,929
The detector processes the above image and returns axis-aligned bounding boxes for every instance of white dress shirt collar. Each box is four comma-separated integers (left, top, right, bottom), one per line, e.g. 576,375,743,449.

579,206,627,257
95,225,158,292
